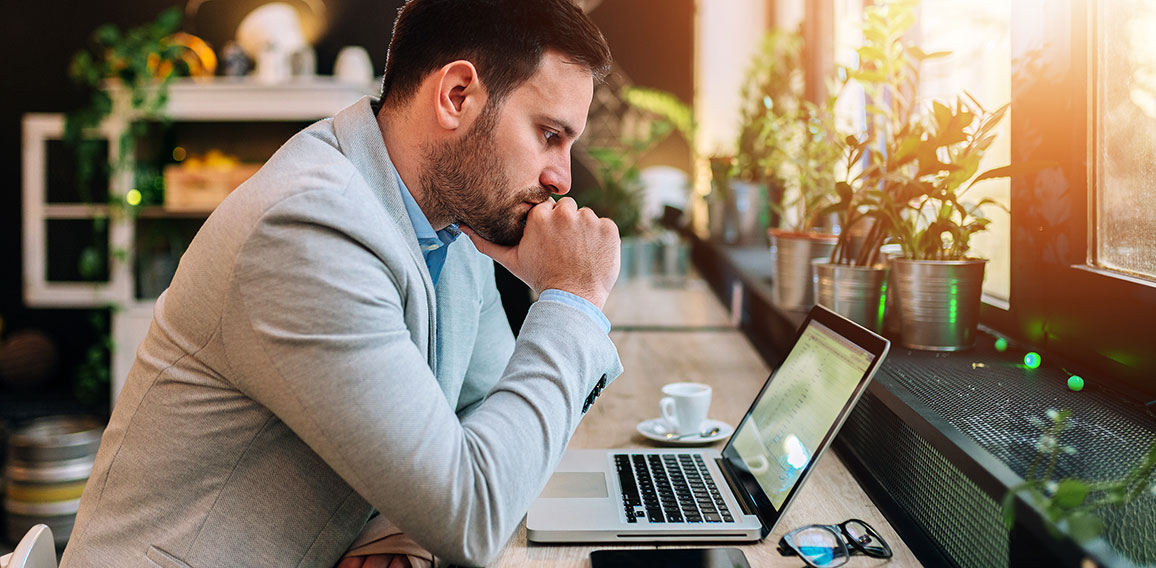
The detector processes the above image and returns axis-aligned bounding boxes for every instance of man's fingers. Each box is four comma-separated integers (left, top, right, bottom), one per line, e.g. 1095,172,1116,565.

336,557,366,568
362,555,397,568
555,196,579,213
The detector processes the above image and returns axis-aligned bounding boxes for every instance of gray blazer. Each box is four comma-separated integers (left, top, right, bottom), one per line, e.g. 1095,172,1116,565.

61,97,623,568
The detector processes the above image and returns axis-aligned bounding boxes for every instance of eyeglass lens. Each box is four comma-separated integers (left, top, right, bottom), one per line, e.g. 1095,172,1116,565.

790,526,849,567
843,520,889,557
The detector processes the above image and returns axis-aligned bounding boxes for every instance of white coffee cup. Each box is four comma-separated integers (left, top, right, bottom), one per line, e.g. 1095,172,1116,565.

659,382,712,436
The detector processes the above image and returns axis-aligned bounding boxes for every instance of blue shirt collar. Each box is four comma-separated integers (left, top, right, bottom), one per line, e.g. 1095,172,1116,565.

393,167,460,252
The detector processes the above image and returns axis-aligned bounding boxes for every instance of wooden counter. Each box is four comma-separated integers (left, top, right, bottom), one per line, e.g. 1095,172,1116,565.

491,275,922,567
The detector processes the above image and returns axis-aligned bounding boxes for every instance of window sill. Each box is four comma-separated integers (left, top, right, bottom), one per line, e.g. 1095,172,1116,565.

692,238,1156,568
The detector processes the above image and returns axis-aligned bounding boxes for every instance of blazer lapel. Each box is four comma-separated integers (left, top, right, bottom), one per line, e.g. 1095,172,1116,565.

332,96,438,371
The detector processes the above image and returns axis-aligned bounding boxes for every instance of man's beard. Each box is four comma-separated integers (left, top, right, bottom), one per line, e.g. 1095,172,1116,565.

420,105,552,247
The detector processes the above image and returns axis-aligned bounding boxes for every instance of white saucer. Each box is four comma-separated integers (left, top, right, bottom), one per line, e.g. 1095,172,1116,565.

636,418,733,446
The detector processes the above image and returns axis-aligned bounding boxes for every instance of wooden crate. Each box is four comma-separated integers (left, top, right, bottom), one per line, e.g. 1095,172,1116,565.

163,163,261,213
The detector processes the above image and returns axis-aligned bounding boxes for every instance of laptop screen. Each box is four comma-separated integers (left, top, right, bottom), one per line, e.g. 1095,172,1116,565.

725,317,878,509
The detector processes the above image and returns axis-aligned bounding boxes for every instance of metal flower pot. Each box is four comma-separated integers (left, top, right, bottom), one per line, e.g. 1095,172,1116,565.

729,180,767,246
618,237,637,283
633,237,659,281
891,258,987,351
769,230,838,311
656,234,690,287
813,262,889,333
707,196,733,243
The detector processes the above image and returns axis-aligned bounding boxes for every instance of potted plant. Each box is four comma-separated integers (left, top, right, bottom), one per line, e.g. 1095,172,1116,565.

726,29,842,310
808,0,920,331
812,137,890,332
583,145,646,282
580,86,692,282
874,96,1013,350
621,87,696,282
64,7,214,403
833,0,1025,349
726,29,804,246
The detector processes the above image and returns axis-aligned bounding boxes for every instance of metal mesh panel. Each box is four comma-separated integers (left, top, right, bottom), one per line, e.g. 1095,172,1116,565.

840,392,1010,568
881,346,1156,565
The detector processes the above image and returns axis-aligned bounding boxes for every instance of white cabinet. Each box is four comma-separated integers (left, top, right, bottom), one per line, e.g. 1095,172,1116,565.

22,77,376,405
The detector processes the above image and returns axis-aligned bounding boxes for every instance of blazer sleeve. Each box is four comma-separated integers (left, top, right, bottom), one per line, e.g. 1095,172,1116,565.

221,188,622,567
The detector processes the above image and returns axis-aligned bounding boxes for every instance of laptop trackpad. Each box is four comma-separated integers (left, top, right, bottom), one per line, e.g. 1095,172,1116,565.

540,472,609,498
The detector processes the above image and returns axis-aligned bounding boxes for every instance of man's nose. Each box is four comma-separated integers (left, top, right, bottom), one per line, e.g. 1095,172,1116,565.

540,154,572,196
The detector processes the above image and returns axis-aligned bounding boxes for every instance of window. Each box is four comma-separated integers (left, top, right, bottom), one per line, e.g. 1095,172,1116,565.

1003,0,1156,399
1094,0,1156,282
916,0,1012,302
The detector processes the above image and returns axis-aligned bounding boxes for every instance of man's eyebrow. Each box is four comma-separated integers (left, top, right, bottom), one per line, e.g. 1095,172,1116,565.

537,115,580,140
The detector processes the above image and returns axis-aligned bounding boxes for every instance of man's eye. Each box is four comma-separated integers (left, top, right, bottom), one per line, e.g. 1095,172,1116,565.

543,129,559,144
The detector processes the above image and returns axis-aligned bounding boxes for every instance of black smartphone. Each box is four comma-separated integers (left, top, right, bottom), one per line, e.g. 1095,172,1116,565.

589,548,751,568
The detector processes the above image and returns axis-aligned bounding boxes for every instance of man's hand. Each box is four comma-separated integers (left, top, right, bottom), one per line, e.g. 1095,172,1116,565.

463,197,620,310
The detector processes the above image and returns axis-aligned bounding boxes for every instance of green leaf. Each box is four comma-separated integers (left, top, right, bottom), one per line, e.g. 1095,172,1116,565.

154,6,183,34
1053,480,1089,509
912,47,952,61
963,89,986,113
94,24,120,45
1064,512,1105,542
857,45,888,64
1002,490,1019,530
932,100,952,128
835,181,854,201
968,160,1058,189
888,11,917,38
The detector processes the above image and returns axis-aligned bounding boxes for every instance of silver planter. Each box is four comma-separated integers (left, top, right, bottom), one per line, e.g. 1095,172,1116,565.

813,262,889,333
618,237,636,284
633,237,659,280
891,258,987,351
730,180,766,246
769,230,837,311
655,236,690,287
708,197,732,243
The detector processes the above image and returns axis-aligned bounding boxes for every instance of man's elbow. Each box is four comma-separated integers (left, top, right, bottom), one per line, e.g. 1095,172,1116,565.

437,532,508,567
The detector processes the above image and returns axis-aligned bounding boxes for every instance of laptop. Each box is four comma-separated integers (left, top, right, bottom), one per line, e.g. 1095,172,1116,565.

526,304,890,543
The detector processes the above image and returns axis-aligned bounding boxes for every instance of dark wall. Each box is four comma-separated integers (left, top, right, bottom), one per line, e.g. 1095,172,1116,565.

0,0,693,408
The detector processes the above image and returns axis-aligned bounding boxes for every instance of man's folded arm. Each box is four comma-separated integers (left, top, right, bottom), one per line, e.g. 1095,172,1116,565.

221,190,621,566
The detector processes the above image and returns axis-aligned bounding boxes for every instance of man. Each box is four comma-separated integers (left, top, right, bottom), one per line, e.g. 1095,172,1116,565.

60,1,621,566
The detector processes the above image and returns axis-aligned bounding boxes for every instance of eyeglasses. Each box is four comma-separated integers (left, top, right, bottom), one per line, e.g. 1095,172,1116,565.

776,518,893,567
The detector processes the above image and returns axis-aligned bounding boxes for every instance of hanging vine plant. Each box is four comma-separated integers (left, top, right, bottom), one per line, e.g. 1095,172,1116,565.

63,6,215,403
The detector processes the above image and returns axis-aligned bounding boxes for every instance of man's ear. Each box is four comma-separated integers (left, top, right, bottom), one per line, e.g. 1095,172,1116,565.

433,60,486,132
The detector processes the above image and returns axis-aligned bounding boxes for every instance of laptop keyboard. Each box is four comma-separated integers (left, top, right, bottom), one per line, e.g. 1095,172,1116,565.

613,453,734,524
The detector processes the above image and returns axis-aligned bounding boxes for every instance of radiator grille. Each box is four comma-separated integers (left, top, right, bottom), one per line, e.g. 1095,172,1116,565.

872,345,1156,565
840,392,1010,568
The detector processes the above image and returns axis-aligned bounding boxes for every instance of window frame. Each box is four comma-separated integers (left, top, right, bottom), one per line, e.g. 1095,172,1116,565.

801,0,1156,399
995,0,1156,400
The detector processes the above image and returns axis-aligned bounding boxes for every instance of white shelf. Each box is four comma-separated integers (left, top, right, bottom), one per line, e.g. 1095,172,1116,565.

42,204,111,219
113,77,379,121
23,76,378,407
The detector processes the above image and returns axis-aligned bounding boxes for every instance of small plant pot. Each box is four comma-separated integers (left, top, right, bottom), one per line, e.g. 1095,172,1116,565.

707,196,733,243
769,229,838,311
656,234,690,287
633,237,659,281
891,258,987,351
618,237,637,284
813,262,889,333
730,180,767,246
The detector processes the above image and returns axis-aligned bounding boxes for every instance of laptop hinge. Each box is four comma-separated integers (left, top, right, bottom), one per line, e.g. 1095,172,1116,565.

715,458,756,517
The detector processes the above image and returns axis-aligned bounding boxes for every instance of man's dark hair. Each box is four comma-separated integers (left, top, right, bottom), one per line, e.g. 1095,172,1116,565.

380,0,612,108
